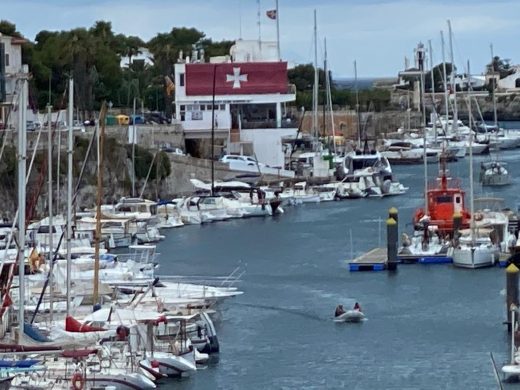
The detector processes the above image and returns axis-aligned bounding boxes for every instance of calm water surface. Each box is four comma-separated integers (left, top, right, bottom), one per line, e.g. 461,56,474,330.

156,150,520,389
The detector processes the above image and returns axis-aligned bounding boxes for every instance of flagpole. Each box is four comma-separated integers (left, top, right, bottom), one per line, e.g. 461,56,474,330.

276,0,280,61
257,0,262,54
239,0,242,39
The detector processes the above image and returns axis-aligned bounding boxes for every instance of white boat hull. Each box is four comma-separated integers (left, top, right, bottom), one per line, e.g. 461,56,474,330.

334,310,365,323
452,246,497,269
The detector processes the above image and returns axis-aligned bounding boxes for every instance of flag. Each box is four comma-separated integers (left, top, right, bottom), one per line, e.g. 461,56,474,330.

266,9,277,20
164,76,175,96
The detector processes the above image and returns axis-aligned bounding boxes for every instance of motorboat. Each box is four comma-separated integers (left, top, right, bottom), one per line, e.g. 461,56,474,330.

334,310,365,323
413,157,471,235
479,161,511,186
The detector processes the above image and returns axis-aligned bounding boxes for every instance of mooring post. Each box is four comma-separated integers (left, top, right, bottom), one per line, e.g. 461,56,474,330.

389,206,398,236
387,216,398,271
506,263,519,333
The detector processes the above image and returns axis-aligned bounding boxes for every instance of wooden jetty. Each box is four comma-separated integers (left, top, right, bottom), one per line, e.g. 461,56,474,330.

349,248,387,272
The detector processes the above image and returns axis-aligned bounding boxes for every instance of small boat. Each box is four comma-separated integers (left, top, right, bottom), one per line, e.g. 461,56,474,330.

479,161,510,186
334,310,365,323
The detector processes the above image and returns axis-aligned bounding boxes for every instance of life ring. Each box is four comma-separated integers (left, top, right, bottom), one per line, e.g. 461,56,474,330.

474,212,484,222
71,372,85,390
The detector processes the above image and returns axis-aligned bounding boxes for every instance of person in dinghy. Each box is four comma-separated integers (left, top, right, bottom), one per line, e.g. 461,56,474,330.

334,304,346,317
353,302,362,312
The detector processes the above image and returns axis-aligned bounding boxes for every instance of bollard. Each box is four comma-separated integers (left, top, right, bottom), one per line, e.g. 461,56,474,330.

453,212,462,244
387,217,398,271
389,207,398,241
506,263,519,332
389,207,398,223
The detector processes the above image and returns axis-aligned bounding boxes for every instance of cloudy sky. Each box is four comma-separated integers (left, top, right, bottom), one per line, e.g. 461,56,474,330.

3,0,520,78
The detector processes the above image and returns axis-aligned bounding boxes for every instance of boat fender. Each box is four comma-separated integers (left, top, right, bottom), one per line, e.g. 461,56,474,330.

71,372,85,390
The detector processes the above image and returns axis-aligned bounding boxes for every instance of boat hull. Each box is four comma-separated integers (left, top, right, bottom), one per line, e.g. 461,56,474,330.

334,310,365,323
452,246,497,269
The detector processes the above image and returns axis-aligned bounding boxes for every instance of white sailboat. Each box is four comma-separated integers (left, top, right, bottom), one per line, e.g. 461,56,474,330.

480,43,511,187
452,69,499,269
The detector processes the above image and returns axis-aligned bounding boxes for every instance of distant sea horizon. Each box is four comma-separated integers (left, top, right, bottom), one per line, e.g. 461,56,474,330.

334,76,396,90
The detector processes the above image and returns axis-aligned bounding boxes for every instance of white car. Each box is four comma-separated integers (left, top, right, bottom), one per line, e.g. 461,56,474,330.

219,155,265,167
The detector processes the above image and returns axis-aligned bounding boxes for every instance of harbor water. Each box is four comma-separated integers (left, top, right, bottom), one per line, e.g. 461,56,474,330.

158,150,520,389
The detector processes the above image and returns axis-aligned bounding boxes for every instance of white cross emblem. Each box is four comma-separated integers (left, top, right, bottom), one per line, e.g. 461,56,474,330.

226,67,248,88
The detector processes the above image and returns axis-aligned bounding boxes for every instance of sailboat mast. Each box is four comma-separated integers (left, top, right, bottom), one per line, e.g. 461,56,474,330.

93,103,107,306
447,20,458,134
467,60,474,243
354,60,361,148
429,40,437,144
66,78,74,315
17,69,28,331
490,43,498,128
418,44,427,214
324,38,336,155
132,98,136,197
440,31,449,134
47,103,54,322
312,9,319,143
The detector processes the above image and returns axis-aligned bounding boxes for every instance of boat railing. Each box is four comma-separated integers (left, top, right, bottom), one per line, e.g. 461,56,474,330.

427,177,462,190
116,251,160,264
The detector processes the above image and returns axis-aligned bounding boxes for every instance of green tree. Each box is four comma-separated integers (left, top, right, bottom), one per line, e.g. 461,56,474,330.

0,20,22,37
487,55,514,79
148,27,205,115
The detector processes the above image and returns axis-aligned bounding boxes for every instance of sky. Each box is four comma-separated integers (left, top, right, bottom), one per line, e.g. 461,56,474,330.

2,0,520,78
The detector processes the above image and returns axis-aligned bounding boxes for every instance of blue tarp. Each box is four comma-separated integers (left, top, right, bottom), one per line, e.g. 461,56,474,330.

0,359,40,368
23,323,51,343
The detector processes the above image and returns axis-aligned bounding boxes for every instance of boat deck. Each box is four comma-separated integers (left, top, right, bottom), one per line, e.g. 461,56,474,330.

349,248,387,272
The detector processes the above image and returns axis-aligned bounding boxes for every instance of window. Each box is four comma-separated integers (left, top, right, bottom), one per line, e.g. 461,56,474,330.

4,53,8,67
436,195,453,204
191,111,202,120
219,104,225,110
180,105,185,111
37,226,56,233
455,196,461,204
179,73,185,87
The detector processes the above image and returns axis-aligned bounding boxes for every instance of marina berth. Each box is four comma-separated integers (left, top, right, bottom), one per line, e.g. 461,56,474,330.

6,8,520,389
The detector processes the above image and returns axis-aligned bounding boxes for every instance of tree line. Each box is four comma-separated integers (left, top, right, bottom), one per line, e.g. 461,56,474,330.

0,20,233,117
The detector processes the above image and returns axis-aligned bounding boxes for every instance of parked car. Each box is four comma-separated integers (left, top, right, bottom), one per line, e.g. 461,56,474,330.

219,155,266,168
129,115,145,125
144,112,171,125
26,121,37,131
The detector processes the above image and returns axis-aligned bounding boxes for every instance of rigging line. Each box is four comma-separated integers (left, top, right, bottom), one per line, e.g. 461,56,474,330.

30,121,99,323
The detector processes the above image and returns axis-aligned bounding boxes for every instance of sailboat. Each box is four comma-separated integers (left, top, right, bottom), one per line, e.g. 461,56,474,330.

452,71,499,269
479,43,511,187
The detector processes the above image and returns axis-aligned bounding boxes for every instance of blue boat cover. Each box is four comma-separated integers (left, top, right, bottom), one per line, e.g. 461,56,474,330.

0,359,40,368
23,323,51,343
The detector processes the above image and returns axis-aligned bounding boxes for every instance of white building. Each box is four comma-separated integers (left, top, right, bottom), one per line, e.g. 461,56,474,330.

0,33,26,128
497,65,520,90
120,47,154,68
174,40,297,170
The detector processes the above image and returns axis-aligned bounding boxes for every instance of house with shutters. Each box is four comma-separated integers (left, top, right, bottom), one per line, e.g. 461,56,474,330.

173,39,297,171
0,33,26,129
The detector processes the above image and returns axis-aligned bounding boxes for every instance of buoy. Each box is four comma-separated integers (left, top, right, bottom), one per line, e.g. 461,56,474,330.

71,372,84,390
